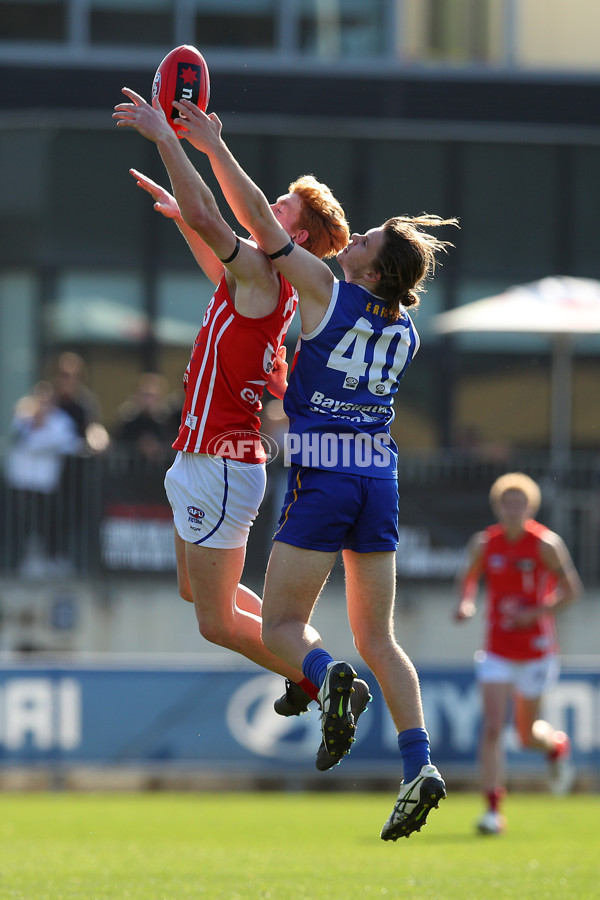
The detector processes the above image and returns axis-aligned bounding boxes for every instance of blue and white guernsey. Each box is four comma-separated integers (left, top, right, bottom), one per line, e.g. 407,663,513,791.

283,279,420,478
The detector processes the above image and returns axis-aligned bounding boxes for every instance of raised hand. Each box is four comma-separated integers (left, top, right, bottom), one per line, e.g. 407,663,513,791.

454,597,476,622
113,88,174,143
129,168,181,220
171,99,223,154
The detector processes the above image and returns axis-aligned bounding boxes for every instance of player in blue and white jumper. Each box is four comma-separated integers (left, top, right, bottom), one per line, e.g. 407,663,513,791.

176,98,458,841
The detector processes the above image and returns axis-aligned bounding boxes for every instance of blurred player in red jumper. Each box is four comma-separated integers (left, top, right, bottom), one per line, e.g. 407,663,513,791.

454,472,582,834
113,88,349,700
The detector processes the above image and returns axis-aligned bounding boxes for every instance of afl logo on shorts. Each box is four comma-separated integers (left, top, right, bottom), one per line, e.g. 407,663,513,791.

187,506,205,522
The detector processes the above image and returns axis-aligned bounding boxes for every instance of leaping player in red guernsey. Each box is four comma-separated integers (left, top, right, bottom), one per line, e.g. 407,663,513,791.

113,88,349,700
454,472,582,835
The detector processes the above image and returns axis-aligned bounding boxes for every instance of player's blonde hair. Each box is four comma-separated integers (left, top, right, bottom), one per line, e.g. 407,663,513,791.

373,215,459,321
489,472,541,516
289,175,349,260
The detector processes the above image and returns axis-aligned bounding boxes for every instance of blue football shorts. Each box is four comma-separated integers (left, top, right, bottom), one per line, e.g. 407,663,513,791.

274,464,399,553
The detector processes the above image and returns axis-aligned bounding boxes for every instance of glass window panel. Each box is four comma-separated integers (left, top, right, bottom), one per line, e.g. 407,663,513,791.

223,135,264,188
365,140,451,338
409,281,445,338
90,0,174,45
192,0,274,7
156,272,215,346
0,130,48,216
51,272,147,344
266,135,357,223
193,0,277,49
47,130,147,265
460,143,558,280
0,1,66,41
366,141,447,224
572,147,600,279
297,0,385,57
423,0,494,63
0,272,38,438
0,130,50,265
91,0,171,7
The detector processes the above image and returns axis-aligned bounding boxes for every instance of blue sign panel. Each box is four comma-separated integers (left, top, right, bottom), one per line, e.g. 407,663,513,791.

0,663,597,773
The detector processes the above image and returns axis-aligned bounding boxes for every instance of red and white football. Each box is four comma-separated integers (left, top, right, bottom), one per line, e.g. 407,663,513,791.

151,45,210,137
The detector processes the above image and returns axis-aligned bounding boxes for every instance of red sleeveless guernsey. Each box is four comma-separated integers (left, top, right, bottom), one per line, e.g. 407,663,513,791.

173,274,297,464
482,519,558,660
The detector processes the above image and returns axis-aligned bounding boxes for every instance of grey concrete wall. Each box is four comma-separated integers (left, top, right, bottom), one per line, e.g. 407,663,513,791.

0,575,597,668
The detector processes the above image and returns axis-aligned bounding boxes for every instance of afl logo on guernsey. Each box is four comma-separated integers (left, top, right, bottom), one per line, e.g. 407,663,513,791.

263,343,276,375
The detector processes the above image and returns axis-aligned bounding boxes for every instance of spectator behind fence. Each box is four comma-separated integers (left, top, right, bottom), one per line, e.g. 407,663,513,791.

4,381,83,575
53,351,110,454
113,373,173,464
53,351,109,572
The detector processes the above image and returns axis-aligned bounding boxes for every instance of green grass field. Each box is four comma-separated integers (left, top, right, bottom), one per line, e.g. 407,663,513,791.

0,791,598,900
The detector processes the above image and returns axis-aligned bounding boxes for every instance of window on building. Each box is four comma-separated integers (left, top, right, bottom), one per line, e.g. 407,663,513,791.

156,271,213,347
0,0,66,41
460,143,559,280
48,130,148,266
572,147,600,278
297,0,386,57
0,272,38,436
50,271,147,344
192,0,278,50
407,0,502,65
90,0,175,46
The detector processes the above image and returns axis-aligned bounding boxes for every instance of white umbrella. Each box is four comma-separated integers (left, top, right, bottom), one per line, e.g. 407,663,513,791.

433,276,600,471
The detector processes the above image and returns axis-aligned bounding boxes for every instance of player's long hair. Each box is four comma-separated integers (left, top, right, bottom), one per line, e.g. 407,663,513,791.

374,215,459,320
289,175,349,260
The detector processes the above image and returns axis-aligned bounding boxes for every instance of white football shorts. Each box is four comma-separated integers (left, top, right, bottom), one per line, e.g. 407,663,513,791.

474,650,560,699
164,450,266,549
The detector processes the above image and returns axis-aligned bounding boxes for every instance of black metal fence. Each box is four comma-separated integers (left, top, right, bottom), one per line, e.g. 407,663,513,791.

1,446,598,584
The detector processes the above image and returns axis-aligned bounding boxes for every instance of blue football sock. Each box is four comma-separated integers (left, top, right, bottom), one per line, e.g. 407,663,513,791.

398,727,431,783
302,648,335,690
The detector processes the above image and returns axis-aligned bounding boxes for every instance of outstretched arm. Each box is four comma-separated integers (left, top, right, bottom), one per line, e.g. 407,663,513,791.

114,89,240,261
113,89,278,304
129,168,224,285
175,103,286,253
173,101,335,323
453,532,485,622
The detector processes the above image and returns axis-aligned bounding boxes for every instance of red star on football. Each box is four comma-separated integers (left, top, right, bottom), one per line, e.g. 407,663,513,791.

180,66,198,85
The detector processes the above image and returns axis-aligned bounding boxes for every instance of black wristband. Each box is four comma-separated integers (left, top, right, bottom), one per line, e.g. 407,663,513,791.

219,236,241,264
268,239,294,260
